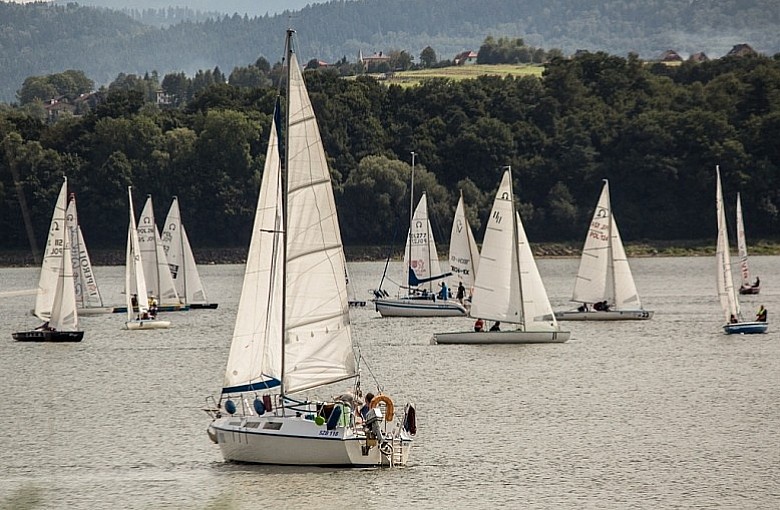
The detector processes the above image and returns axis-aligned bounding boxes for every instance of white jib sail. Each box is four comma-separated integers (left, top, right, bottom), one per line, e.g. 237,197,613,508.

138,196,180,305
448,193,480,294
284,49,356,394
609,213,641,309
736,193,751,287
716,167,740,322
403,193,444,294
126,188,150,321
222,109,284,393
470,170,523,324
50,206,79,332
516,212,558,331
66,197,104,309
34,178,69,321
161,198,208,304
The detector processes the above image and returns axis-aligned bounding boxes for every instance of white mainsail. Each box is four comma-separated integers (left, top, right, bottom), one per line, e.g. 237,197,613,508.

716,167,740,323
66,196,104,310
736,193,751,288
403,193,445,294
470,169,559,331
34,179,70,321
126,188,150,321
138,196,180,306
161,197,208,305
447,193,480,294
222,47,356,396
571,180,640,309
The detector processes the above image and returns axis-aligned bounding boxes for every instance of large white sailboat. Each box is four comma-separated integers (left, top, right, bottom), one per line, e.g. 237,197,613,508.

65,194,113,315
205,29,415,467
124,187,171,331
447,191,480,305
555,180,653,321
161,197,217,309
14,178,83,342
434,168,570,344
715,167,767,335
374,153,466,317
736,193,760,295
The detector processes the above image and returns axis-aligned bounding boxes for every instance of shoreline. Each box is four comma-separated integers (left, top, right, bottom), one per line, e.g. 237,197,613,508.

2,240,779,268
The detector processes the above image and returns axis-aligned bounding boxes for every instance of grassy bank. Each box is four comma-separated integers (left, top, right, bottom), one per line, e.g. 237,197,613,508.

2,240,779,268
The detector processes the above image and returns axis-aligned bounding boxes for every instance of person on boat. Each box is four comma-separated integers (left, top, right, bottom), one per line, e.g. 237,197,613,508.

456,281,466,304
35,321,54,331
149,298,159,318
577,303,589,312
438,281,448,300
754,276,760,288
359,392,374,420
474,318,484,332
490,321,501,331
730,314,738,324
131,294,138,307
756,305,767,322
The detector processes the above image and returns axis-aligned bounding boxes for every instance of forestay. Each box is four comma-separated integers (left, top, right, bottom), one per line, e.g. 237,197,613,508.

716,167,740,322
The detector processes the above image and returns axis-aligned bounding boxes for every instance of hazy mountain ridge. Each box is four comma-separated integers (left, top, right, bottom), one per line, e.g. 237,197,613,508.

1,0,778,102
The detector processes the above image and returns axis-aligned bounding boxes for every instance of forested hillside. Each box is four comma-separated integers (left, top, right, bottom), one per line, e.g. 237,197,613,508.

1,0,779,102
1,52,779,254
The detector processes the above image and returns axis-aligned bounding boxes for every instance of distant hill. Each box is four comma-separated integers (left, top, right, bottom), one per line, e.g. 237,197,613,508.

1,0,778,102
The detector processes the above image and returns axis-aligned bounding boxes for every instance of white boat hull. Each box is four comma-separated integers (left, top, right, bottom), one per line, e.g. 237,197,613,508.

433,329,570,344
374,298,466,317
555,309,654,321
209,414,412,467
125,319,171,330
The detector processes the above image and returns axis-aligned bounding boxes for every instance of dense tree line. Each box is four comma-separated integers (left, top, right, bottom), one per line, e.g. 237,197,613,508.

1,51,779,256
2,1,779,102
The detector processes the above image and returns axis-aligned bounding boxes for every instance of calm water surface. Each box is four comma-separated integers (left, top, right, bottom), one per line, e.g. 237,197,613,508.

1,257,778,509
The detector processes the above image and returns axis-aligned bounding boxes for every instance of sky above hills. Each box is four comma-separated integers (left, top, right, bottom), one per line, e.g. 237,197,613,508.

38,0,320,15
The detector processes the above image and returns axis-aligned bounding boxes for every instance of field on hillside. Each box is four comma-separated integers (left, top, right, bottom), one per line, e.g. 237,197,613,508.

376,64,545,86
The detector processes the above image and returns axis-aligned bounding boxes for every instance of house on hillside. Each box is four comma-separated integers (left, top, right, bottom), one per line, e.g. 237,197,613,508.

659,50,683,62
359,50,391,70
454,50,478,65
727,43,757,57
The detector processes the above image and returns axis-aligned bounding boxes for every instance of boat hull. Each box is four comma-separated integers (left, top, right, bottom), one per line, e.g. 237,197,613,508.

374,298,466,317
77,306,115,316
189,303,219,309
555,309,654,321
125,319,171,330
738,285,760,295
433,329,570,344
209,415,412,467
13,330,84,342
113,304,189,313
723,321,768,334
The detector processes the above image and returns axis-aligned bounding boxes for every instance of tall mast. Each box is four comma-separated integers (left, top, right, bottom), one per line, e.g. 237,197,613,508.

174,196,188,303
507,166,525,330
604,179,617,305
280,28,294,401
408,151,415,295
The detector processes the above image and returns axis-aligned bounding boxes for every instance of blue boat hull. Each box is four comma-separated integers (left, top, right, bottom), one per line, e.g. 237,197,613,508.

723,321,768,334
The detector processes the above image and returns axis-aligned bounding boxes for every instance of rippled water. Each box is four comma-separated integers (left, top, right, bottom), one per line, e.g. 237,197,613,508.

1,257,778,509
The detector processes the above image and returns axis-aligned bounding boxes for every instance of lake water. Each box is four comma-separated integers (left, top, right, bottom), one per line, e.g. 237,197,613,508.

1,257,778,509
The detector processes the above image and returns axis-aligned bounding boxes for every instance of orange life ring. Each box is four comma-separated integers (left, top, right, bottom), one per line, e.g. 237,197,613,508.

368,394,394,421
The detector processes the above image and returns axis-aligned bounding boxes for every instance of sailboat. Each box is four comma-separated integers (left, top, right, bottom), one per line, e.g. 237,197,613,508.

434,168,570,344
205,29,415,467
555,180,653,321
715,167,767,335
124,187,171,330
447,191,480,305
161,197,218,309
374,153,467,318
13,177,84,342
736,193,760,295
65,194,113,315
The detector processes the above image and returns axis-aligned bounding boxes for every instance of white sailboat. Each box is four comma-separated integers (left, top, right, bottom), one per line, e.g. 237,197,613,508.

447,191,480,304
434,168,570,344
555,180,653,321
736,193,760,295
14,177,83,342
374,153,467,317
715,167,767,335
65,194,112,315
205,29,415,467
135,195,187,312
161,197,218,309
124,187,171,331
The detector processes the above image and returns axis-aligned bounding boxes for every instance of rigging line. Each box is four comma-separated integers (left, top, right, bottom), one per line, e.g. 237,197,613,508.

377,220,399,291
